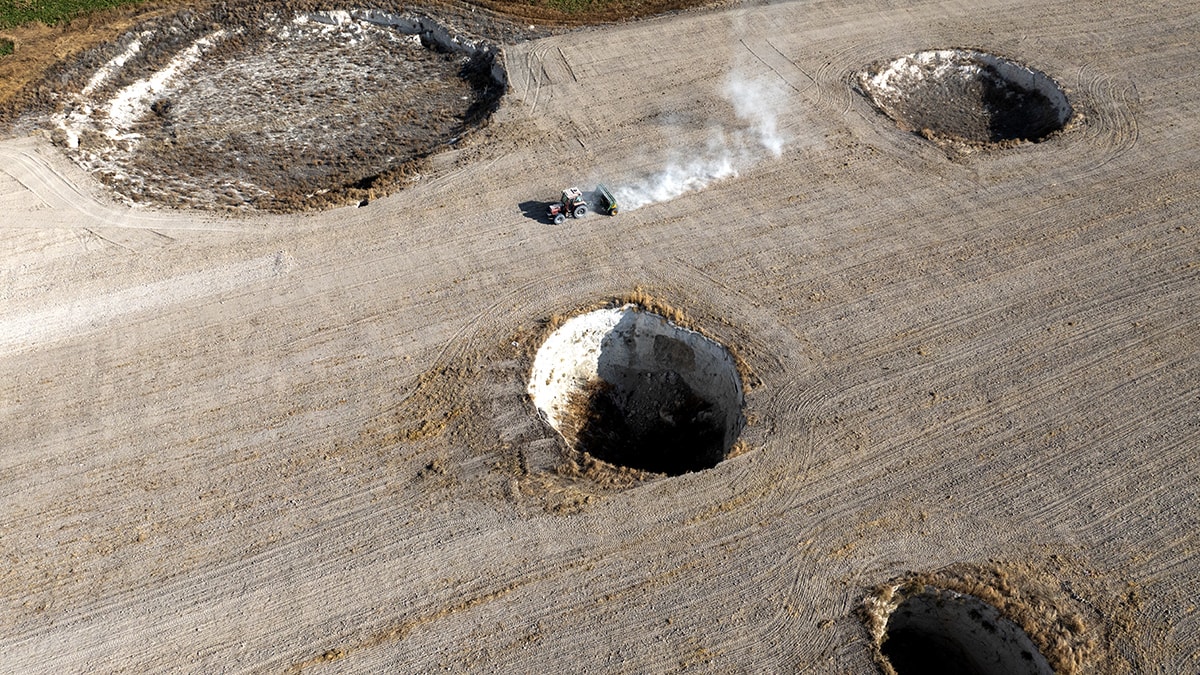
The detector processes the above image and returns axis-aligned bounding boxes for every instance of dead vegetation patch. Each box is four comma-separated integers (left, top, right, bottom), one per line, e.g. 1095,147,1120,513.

0,0,721,127
0,0,204,118
13,0,516,210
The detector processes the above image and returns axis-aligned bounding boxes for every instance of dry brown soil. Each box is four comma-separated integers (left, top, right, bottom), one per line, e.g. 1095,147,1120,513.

1,0,1197,671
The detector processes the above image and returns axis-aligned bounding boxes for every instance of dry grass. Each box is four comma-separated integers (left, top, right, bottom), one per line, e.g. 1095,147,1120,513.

558,378,614,445
617,286,760,390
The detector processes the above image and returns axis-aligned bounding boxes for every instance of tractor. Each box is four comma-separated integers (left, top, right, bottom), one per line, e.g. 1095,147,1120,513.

547,184,619,224
547,187,588,224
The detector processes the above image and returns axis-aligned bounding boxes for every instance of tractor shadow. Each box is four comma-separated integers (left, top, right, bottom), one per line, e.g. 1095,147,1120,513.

518,200,550,223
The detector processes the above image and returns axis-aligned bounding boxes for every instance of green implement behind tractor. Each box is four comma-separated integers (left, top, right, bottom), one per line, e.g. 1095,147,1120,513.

596,183,619,215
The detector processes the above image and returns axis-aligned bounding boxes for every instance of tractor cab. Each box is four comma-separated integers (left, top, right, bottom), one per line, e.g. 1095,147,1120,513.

561,187,586,209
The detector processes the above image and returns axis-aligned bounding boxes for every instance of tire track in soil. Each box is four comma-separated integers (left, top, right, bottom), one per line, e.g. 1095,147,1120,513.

804,33,879,120
675,171,1149,476
0,467,474,644
5,0,1199,671
462,252,815,512
737,26,864,121
282,558,599,674
0,256,576,657
0,141,240,232
774,274,1193,529
521,43,554,116
865,356,1194,561
1068,64,1140,178
1013,387,1197,532
592,513,815,667
774,171,1191,382
295,473,821,671
461,251,823,514
0,251,294,356
839,232,1195,398
662,254,824,469
843,291,1189,478
947,346,1193,490
389,266,598,491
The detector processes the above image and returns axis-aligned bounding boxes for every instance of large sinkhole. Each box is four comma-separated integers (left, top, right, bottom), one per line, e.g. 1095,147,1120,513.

879,587,1053,675
858,49,1072,144
528,306,745,476
41,5,508,210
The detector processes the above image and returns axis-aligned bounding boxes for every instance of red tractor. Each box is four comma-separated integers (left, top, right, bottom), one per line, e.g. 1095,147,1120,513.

546,185,617,224
547,187,589,224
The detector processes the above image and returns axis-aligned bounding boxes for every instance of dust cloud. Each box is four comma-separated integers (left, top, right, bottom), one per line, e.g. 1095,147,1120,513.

614,68,790,210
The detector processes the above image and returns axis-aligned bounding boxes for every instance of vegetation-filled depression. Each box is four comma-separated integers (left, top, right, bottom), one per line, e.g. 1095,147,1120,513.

43,7,504,210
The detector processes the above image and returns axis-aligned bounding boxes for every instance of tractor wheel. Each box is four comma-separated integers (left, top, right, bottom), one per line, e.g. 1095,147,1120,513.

573,205,588,218
554,213,566,225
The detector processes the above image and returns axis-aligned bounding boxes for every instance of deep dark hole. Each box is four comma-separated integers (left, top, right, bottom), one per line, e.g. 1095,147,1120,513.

351,174,379,190
979,66,1061,142
881,626,984,675
878,591,1051,675
566,373,727,475
884,62,1065,143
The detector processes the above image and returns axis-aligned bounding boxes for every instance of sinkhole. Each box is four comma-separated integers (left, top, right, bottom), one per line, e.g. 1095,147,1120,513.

858,49,1072,144
44,6,506,210
527,305,745,476
879,587,1054,675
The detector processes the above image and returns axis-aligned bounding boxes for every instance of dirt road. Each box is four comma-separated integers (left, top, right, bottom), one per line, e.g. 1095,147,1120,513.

2,0,1196,670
